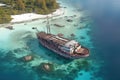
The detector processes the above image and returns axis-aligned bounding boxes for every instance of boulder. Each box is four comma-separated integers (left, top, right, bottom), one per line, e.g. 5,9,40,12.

39,63,54,73
22,55,33,62
5,26,14,30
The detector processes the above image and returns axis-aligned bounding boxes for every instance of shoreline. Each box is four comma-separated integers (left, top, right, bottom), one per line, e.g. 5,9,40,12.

0,8,64,27
0,0,82,26
10,8,64,24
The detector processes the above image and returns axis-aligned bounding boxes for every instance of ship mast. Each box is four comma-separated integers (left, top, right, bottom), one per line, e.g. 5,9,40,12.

46,16,51,34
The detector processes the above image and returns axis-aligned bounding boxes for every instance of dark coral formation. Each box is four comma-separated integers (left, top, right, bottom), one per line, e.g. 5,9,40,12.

34,59,91,80
38,63,54,73
22,55,34,62
80,36,86,39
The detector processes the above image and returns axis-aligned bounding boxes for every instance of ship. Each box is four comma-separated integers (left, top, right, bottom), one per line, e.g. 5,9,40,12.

34,16,89,59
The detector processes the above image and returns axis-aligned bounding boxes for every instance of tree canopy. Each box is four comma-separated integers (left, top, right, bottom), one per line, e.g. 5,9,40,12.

0,0,59,23
0,7,12,24
0,0,59,13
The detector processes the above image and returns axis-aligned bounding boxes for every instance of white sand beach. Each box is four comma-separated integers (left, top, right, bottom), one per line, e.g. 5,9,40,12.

0,3,6,6
11,8,64,23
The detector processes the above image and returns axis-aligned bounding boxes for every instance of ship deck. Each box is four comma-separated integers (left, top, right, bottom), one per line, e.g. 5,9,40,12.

37,32,70,46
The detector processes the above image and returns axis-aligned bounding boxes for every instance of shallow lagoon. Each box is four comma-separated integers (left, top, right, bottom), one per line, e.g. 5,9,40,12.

0,0,103,80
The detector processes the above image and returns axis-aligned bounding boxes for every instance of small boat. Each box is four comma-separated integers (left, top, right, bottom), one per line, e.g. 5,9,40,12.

5,26,14,30
54,24,65,27
66,19,73,22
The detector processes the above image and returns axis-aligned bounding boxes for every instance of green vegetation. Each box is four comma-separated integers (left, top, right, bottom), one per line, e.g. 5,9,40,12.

0,7,12,24
0,0,59,23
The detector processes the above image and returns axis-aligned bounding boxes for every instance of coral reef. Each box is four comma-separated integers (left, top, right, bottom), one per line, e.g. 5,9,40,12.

22,55,34,62
38,63,54,73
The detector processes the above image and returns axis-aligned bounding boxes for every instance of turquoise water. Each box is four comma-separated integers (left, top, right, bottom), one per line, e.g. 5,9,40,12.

0,0,104,80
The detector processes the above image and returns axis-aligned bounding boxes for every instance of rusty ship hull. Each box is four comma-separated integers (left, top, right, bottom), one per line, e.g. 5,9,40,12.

37,32,89,59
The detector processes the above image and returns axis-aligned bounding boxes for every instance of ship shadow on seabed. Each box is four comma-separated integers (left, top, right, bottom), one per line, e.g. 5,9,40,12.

26,38,73,64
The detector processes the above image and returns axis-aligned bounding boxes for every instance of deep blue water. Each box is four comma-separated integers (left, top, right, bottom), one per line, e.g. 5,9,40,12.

73,0,120,80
